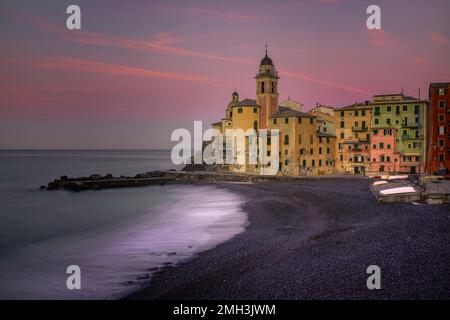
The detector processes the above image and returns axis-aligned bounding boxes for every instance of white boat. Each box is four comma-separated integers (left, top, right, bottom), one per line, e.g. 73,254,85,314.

380,186,416,195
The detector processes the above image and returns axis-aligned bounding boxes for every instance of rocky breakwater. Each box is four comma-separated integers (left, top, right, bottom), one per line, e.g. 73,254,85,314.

44,170,295,191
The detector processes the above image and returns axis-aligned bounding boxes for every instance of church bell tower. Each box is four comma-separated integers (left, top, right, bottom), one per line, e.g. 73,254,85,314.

255,45,279,129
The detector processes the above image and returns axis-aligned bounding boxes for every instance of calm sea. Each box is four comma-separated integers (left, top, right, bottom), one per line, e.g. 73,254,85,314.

0,150,247,299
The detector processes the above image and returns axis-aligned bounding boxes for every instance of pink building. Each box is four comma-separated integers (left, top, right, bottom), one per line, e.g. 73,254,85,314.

370,128,401,172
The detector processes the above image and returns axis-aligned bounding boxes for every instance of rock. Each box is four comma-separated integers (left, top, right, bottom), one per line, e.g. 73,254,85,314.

167,252,177,256
60,175,68,181
88,174,102,180
104,173,113,179
136,274,150,280
39,185,46,190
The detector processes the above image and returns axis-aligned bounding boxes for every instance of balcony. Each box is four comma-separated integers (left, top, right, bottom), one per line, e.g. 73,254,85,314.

401,123,419,128
352,126,368,132
401,135,420,140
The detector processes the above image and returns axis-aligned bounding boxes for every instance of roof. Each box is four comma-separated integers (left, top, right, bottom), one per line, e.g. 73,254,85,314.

429,82,450,88
236,99,260,107
260,53,273,66
270,106,316,119
338,103,372,110
317,132,336,138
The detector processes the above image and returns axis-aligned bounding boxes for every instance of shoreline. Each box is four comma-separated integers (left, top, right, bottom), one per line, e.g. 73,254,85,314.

127,177,450,300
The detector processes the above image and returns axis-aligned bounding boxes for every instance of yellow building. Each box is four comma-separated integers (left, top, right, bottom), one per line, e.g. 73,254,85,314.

211,50,335,176
334,103,372,174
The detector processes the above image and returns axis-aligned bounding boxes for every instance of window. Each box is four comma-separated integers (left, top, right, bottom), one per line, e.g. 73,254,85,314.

384,129,392,136
338,143,342,149
285,117,289,124
387,106,391,112
439,154,445,161
374,118,379,125
253,108,258,113
238,107,243,113
362,110,366,116
373,129,378,135
374,106,380,115
284,160,289,166
284,149,288,155
439,139,444,147
311,160,315,167
438,115,445,122
319,147,322,154
341,111,344,117
310,118,313,124
267,150,271,156
380,155,385,162
273,119,277,124
303,160,306,167
340,133,344,138
319,137,323,143
396,105,400,114
261,82,265,94
379,142,384,149
387,156,391,162
310,135,313,144
354,121,358,127
438,88,445,95
355,111,359,116
271,82,275,94
387,144,391,149
362,121,366,129
310,148,314,155
340,155,343,161
414,105,419,114
298,135,302,144
373,144,376,149
439,126,445,135
403,105,408,111
340,121,344,128
439,100,445,109
386,118,391,125
284,135,289,145
298,118,302,124
327,147,330,154
355,133,359,138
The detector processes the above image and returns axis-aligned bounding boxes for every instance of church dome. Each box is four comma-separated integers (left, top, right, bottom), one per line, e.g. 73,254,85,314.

260,53,273,66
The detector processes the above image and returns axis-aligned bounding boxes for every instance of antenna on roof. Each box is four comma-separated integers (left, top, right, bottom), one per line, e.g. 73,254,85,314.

401,86,404,95
418,88,421,100
265,43,268,55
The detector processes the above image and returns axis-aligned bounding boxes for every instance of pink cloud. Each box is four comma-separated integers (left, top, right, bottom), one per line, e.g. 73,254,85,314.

152,7,266,22
282,69,372,96
430,31,449,44
367,29,389,47
0,56,232,87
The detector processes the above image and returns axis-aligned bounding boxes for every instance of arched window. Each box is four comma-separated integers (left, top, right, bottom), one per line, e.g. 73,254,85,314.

261,82,265,94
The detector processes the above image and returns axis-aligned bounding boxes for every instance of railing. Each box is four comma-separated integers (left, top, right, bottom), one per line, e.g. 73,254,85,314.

401,123,419,128
401,135,420,140
352,127,368,132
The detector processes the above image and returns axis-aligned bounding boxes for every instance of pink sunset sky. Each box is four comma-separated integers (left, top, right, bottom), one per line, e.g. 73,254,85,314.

0,0,449,149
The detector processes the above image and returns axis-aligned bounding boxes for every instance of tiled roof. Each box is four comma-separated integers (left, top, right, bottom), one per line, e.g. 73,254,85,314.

317,132,336,138
237,99,260,107
270,106,316,119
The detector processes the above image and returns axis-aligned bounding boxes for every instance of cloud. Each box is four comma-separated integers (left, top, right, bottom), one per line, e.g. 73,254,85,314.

367,29,389,47
430,31,449,44
281,69,372,96
152,7,266,22
0,56,232,87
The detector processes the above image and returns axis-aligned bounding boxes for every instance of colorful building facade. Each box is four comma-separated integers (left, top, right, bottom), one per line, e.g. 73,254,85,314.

426,82,450,174
370,94,427,174
334,103,372,174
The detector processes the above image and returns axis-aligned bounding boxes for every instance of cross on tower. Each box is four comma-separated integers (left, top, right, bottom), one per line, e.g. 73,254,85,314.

265,43,268,55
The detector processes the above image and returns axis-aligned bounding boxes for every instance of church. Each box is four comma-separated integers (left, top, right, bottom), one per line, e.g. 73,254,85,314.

211,50,337,176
